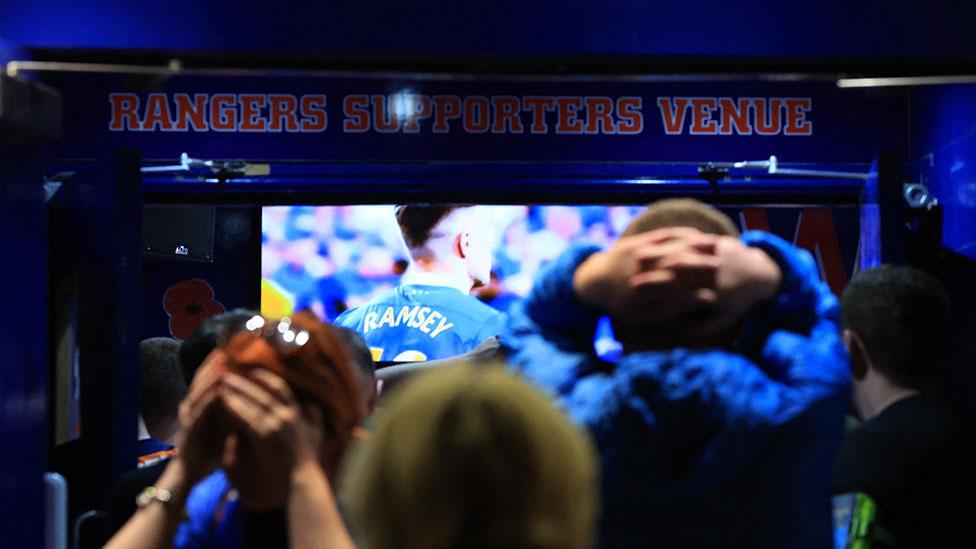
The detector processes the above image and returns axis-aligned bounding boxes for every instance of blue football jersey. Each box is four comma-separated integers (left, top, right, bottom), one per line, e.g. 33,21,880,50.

335,284,505,362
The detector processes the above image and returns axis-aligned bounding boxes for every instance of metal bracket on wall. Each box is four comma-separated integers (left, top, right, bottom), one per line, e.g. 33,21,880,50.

141,153,271,181
699,156,869,181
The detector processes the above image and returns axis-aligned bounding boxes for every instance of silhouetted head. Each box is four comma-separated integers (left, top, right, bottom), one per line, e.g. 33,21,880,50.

842,265,949,392
179,309,258,383
336,326,379,415
138,337,186,438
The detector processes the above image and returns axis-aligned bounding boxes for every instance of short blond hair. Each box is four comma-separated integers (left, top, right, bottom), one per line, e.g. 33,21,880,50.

621,198,739,238
342,363,599,549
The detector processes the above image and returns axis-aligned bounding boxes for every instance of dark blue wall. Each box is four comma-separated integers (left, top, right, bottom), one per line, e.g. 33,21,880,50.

0,147,47,547
0,34,18,64
0,37,48,546
910,86,976,261
45,152,143,529
2,0,976,57
909,86,976,423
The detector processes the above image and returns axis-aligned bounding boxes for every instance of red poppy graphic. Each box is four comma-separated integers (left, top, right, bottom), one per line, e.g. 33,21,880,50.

163,278,226,339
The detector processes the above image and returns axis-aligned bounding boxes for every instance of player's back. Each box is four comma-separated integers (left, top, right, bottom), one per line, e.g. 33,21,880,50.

336,284,504,362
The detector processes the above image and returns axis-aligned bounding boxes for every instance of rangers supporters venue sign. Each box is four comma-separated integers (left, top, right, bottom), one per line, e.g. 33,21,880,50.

50,73,905,162
108,93,813,137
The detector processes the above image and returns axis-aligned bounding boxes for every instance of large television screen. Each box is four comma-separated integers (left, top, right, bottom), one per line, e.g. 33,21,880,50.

260,203,862,363
261,204,646,362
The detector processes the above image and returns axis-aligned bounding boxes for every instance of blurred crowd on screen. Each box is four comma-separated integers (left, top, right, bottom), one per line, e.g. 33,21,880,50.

261,204,646,321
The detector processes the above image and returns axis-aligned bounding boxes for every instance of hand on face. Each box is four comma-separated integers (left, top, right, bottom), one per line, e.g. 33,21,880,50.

175,350,327,511
218,368,325,511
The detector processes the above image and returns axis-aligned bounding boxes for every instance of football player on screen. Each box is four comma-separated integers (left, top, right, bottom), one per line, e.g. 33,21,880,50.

335,205,504,362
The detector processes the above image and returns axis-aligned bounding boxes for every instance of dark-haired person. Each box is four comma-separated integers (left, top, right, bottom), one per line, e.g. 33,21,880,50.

98,338,183,540
105,313,363,549
336,204,504,362
106,311,260,533
503,199,850,548
179,309,261,383
336,326,381,415
136,338,186,466
834,265,974,548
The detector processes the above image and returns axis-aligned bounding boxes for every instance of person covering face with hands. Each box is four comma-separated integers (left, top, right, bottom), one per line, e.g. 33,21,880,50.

106,312,364,549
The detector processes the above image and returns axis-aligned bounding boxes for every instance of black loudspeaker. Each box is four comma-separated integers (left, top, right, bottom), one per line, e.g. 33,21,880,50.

142,205,215,262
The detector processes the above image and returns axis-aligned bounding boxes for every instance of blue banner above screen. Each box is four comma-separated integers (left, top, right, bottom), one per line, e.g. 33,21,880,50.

47,72,906,165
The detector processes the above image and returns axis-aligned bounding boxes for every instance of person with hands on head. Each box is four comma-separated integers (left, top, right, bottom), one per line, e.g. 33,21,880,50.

573,226,782,349
503,199,850,549
106,312,363,549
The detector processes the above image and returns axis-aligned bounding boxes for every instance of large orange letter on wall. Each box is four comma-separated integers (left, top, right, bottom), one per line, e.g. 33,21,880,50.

794,208,848,295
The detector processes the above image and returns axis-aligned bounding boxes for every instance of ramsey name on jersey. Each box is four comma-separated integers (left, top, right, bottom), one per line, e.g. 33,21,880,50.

361,305,455,338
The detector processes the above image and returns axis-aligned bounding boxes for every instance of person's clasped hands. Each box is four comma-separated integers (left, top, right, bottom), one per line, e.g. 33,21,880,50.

573,227,783,344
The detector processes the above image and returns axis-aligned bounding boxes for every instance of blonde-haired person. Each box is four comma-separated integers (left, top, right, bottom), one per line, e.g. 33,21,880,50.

343,363,599,549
